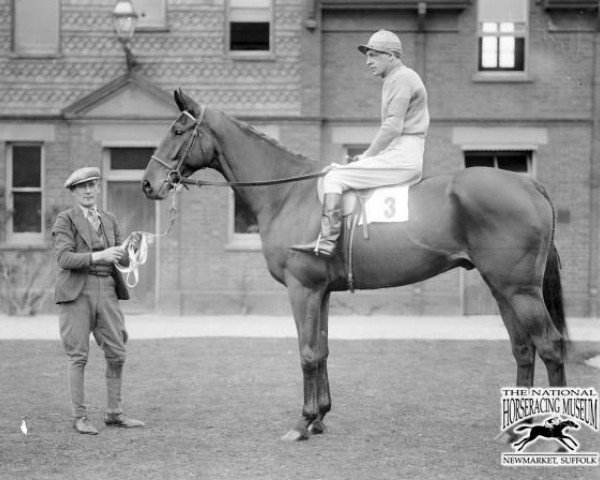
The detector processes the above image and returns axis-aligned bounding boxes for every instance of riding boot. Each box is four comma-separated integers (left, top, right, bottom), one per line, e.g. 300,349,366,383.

291,193,343,257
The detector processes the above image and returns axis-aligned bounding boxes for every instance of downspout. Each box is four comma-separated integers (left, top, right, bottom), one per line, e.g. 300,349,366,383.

588,3,600,316
413,2,427,314
416,1,427,81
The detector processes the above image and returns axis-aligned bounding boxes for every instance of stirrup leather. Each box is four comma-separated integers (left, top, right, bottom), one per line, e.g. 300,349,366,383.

313,233,322,255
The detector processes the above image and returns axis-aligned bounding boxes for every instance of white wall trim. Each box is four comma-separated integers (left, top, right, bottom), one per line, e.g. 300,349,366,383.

452,126,548,148
0,123,55,142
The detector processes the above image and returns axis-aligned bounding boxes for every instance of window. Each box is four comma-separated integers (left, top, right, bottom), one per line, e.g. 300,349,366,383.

227,190,260,250
12,0,60,56
464,150,531,174
228,0,271,54
234,195,258,234
6,144,44,242
477,0,527,72
109,147,154,170
346,145,368,160
131,0,167,30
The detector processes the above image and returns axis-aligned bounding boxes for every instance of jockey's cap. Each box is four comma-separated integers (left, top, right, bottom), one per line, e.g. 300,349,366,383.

65,166,101,189
358,30,402,57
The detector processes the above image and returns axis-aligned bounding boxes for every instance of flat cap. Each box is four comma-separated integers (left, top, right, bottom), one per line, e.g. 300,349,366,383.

64,167,100,189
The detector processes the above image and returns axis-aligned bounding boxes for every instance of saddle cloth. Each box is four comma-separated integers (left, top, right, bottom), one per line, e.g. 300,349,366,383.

317,178,418,224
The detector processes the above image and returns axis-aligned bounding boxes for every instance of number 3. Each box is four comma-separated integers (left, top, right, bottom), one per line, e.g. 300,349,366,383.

384,197,396,218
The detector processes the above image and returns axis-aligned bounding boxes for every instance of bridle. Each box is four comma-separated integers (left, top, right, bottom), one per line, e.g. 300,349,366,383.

149,107,207,190
148,105,327,189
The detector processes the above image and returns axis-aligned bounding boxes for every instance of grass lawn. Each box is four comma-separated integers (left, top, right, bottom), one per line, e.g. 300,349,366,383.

1,337,599,480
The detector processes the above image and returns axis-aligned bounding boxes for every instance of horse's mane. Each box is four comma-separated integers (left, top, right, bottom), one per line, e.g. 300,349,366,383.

223,112,313,165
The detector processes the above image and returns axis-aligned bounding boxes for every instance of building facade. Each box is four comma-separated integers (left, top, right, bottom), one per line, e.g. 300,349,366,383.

0,0,599,316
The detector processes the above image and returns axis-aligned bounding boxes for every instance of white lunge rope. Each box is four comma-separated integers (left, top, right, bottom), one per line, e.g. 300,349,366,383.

114,188,180,288
115,233,149,288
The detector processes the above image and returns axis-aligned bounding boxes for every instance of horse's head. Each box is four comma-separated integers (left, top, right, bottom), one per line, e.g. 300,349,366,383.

562,419,579,429
142,89,218,199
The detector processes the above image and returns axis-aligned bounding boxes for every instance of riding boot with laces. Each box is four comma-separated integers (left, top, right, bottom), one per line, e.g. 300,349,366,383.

291,193,343,257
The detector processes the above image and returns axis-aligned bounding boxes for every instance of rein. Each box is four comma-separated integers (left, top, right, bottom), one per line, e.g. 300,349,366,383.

149,108,327,189
179,172,326,188
114,189,180,288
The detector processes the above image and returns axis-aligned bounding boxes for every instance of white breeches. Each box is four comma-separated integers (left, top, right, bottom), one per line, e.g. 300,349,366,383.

323,135,425,194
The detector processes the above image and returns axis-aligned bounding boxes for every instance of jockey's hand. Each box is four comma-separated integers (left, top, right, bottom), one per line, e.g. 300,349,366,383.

322,163,337,174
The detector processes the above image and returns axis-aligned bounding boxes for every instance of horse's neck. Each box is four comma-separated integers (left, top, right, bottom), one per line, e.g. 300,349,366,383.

210,112,316,220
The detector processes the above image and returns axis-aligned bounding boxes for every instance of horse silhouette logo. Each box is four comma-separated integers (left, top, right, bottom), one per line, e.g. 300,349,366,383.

512,417,580,452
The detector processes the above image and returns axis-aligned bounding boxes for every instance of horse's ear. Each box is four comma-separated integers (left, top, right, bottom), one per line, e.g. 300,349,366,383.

174,88,187,112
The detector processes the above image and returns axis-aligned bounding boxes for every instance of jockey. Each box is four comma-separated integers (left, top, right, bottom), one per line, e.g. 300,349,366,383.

292,29,430,257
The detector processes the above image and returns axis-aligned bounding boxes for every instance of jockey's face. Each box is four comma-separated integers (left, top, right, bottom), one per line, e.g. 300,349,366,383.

365,50,394,77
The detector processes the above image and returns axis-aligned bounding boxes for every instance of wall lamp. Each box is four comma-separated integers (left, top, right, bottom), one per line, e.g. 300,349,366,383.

112,0,139,71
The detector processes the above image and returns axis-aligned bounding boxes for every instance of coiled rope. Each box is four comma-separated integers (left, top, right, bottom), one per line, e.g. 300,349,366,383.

115,188,180,288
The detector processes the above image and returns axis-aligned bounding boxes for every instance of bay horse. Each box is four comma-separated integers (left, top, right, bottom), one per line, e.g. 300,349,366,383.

142,89,568,441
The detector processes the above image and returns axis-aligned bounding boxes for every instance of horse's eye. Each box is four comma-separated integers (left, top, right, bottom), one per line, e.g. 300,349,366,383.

174,128,183,136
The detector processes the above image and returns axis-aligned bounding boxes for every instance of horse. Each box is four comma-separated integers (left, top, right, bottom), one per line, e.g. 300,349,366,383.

142,89,568,441
513,419,579,451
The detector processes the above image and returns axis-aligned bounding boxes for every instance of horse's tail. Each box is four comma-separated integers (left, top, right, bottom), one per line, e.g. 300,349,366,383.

534,181,569,351
513,425,531,433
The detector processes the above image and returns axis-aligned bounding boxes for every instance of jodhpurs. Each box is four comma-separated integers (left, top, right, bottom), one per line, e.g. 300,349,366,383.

323,135,425,194
58,274,127,418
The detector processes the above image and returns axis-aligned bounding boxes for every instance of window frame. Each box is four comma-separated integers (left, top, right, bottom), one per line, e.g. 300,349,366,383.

478,22,526,72
226,0,274,60
5,143,46,245
226,190,261,251
473,0,530,82
463,149,535,177
11,0,60,58
131,0,168,31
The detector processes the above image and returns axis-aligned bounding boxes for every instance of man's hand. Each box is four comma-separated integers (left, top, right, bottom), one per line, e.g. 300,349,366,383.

91,246,126,265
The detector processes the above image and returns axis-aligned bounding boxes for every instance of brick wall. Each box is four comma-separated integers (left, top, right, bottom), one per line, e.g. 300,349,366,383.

0,0,598,316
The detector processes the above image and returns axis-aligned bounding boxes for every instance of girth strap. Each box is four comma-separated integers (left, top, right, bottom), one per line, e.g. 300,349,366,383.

343,195,369,293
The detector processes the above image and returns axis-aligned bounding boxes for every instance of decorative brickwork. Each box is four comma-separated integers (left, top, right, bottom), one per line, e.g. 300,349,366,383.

0,0,598,316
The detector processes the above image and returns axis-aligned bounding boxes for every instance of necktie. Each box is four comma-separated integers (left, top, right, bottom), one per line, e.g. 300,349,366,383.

84,208,101,231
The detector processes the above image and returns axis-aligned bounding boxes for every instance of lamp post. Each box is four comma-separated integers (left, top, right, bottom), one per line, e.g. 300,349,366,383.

112,0,139,72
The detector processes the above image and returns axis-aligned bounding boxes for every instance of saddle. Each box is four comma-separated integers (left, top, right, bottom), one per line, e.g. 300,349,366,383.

316,174,421,292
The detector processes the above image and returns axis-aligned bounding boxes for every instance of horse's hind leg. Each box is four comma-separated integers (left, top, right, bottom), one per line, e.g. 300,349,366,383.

507,289,566,386
493,285,566,387
491,288,536,387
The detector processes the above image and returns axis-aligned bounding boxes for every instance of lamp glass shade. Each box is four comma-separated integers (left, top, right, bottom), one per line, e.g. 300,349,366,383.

112,0,138,41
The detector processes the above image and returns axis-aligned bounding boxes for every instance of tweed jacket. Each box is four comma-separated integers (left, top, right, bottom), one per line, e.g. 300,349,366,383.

52,206,130,303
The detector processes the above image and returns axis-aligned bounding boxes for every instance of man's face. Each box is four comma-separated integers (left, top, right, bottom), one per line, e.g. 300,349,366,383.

70,180,100,209
365,50,393,77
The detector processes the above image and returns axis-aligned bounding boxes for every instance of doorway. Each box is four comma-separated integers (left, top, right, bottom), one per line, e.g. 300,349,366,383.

103,147,157,313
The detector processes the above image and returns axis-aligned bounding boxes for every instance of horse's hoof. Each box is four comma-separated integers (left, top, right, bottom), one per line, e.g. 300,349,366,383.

281,429,309,441
308,420,326,435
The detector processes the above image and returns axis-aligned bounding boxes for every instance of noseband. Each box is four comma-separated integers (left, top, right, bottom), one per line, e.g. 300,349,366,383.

150,106,206,188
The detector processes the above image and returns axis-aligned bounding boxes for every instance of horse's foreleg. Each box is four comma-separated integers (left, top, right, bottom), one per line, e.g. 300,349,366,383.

282,280,331,441
560,434,578,450
307,291,331,436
